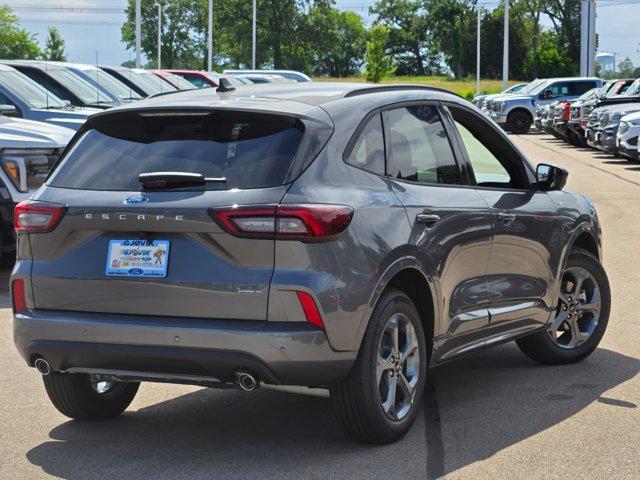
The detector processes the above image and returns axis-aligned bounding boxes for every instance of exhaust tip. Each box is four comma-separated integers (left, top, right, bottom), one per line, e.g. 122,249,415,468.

235,371,258,391
34,358,51,376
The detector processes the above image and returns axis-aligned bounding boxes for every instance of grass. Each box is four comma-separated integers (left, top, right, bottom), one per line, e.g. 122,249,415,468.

311,75,522,99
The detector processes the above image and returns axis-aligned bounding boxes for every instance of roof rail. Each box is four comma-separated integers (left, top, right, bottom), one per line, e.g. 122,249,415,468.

344,84,464,100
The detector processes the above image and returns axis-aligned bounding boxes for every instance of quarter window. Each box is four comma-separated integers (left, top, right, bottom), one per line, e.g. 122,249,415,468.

345,113,385,175
385,105,460,185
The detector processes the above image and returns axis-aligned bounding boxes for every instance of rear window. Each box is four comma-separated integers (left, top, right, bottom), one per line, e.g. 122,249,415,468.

48,111,305,191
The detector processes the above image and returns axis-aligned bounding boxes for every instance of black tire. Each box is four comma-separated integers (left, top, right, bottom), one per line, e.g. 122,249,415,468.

516,248,610,365
507,110,532,134
330,289,427,444
43,372,139,421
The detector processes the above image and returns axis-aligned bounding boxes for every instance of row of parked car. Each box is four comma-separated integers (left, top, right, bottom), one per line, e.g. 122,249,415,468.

474,76,640,161
0,61,310,261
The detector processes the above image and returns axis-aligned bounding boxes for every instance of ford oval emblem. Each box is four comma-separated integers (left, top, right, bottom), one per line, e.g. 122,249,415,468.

123,195,149,205
128,268,143,275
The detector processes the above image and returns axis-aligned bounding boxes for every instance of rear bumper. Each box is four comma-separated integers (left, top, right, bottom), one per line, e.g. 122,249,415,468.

14,309,356,387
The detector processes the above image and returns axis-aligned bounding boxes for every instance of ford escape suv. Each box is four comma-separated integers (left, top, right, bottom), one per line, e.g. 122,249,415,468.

12,83,611,444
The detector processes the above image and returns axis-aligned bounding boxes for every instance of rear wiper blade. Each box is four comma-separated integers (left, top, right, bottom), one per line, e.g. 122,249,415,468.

139,171,227,189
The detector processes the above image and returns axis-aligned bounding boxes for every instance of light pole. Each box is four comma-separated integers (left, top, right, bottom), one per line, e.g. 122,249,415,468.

503,0,509,90
476,6,481,95
252,0,256,69
154,3,162,69
207,0,213,72
135,0,141,68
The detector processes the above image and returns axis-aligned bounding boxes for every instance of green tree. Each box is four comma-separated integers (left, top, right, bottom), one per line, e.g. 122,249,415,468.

0,6,41,60
365,25,396,83
121,0,203,69
523,30,573,78
43,26,67,61
617,57,635,78
306,1,367,77
370,0,438,75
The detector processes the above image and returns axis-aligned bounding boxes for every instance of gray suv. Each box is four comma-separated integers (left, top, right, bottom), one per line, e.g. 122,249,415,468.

11,83,611,444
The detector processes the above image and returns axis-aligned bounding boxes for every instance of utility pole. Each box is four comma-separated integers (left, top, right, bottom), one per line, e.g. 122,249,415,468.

476,6,481,95
580,0,596,76
252,0,257,69
154,3,161,69
207,0,213,72
135,0,141,68
503,0,509,90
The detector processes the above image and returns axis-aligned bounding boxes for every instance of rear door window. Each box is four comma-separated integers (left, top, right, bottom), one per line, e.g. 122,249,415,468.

570,81,597,96
385,105,461,185
48,111,305,191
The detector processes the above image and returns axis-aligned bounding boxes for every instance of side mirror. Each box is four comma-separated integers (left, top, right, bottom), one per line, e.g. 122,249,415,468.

0,104,16,115
536,163,568,191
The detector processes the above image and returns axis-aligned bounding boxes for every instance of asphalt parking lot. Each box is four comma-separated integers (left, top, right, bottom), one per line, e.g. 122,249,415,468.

0,133,638,480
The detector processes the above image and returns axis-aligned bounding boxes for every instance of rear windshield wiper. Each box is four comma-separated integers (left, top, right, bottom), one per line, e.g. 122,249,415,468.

139,172,227,189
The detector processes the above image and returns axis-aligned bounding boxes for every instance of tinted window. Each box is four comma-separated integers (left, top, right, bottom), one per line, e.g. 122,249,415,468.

48,112,305,191
449,106,531,189
181,74,210,89
386,105,460,185
570,81,597,96
345,114,385,175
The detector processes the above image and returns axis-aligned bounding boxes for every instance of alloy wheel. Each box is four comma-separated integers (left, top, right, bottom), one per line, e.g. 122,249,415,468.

377,313,420,421
547,266,601,349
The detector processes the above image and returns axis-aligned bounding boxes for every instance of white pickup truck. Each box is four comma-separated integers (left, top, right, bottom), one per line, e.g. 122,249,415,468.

0,104,73,263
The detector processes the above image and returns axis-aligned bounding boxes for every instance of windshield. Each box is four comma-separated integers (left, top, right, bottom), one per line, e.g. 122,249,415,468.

0,70,67,109
83,67,142,101
578,88,598,100
529,80,552,95
48,112,305,191
505,84,525,94
515,80,542,95
161,72,197,90
623,78,640,95
134,70,177,94
47,68,110,105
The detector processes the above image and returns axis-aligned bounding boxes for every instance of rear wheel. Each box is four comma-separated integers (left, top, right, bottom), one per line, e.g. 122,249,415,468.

43,372,139,421
516,248,610,364
330,289,427,444
507,110,532,134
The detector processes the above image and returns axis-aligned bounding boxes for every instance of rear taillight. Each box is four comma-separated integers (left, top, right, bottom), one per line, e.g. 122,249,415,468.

11,279,26,313
14,200,66,233
211,204,353,242
296,291,324,329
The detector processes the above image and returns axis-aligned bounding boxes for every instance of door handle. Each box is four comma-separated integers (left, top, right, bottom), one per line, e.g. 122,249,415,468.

416,213,440,225
496,211,516,223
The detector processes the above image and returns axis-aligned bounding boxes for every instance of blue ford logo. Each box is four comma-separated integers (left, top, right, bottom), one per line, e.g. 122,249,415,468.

128,268,143,275
123,195,149,205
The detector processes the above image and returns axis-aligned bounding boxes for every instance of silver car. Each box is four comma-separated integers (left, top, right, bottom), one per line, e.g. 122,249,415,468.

12,83,611,443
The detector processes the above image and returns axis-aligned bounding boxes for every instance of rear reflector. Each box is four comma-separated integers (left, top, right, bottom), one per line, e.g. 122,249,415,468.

11,279,26,313
296,291,324,329
211,204,353,242
14,200,67,233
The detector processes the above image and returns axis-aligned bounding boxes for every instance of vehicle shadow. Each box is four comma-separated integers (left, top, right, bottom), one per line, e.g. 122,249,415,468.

25,344,638,479
427,344,639,477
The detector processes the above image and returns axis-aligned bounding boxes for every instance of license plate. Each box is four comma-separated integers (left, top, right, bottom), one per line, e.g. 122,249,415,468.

106,239,170,277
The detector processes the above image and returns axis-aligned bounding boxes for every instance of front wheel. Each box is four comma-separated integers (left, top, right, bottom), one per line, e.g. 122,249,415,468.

507,110,532,134
43,372,139,421
517,248,610,364
330,289,427,444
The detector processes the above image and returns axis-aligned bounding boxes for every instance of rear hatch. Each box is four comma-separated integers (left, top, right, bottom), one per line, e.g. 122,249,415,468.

25,105,332,320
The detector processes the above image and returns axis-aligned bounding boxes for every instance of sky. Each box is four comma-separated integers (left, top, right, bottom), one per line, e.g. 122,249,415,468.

6,0,640,73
